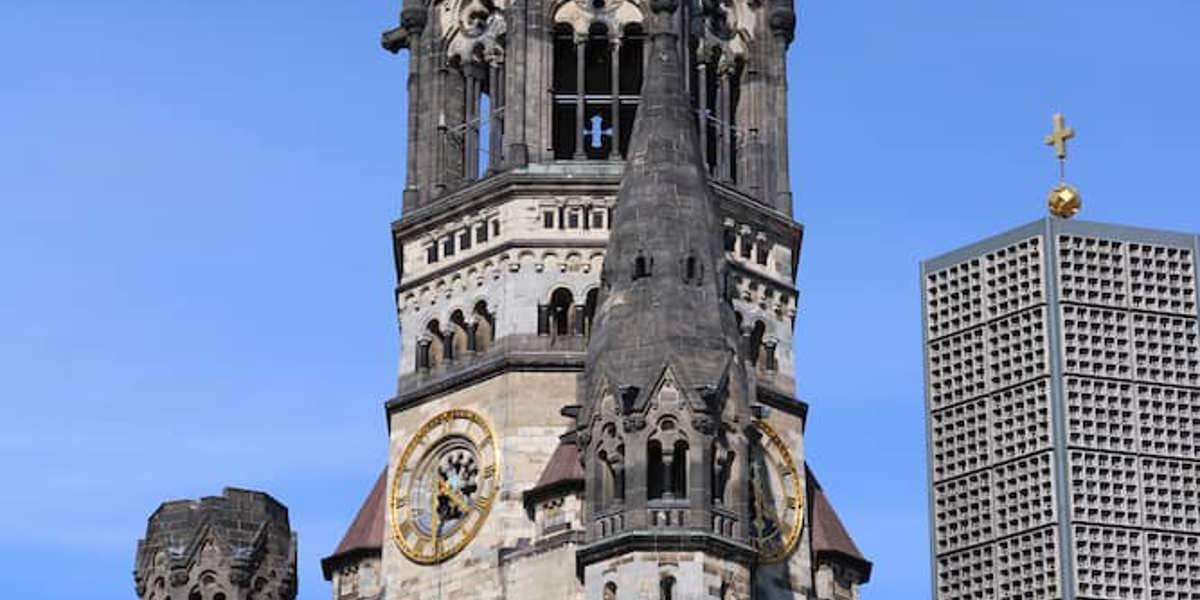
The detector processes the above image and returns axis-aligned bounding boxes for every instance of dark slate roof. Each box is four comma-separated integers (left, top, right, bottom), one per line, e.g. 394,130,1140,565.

321,468,386,579
535,440,585,489
583,8,745,411
808,466,872,582
523,438,585,517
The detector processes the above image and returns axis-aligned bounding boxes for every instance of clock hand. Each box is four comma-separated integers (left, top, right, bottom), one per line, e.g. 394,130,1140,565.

750,465,769,538
430,483,441,558
439,480,473,513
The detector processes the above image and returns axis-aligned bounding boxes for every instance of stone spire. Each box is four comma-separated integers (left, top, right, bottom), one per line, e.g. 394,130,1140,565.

582,0,746,400
575,0,757,571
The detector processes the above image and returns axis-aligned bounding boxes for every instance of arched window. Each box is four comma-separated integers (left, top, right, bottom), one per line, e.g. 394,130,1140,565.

582,288,599,336
431,11,506,194
450,310,470,358
422,320,447,370
691,47,743,182
633,255,650,280
617,23,644,157
749,320,766,370
550,287,575,336
551,20,644,160
647,439,665,500
660,575,676,600
551,24,579,159
648,432,687,501
671,440,688,498
473,300,495,352
582,23,614,160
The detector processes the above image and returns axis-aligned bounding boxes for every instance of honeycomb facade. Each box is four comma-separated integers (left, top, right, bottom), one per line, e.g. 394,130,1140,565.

922,218,1200,600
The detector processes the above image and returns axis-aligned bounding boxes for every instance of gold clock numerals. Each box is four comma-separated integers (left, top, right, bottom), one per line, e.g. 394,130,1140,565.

751,420,805,564
390,409,501,565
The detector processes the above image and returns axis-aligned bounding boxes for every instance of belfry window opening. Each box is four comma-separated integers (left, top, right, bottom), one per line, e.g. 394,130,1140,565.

435,51,506,192
647,437,688,500
552,23,644,160
689,43,743,183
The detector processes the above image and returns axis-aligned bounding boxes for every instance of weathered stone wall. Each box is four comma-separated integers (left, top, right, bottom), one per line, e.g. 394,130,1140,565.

134,488,297,600
330,555,384,600
383,371,577,599
583,551,751,600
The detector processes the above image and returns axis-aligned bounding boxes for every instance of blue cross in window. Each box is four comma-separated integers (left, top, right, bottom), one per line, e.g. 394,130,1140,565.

583,114,613,149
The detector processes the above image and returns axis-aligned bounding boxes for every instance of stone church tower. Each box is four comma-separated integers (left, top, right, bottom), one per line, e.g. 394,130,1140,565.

321,0,872,596
134,488,298,600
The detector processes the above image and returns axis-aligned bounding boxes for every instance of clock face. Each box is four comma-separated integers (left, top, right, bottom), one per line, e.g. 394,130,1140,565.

749,420,804,563
390,409,499,565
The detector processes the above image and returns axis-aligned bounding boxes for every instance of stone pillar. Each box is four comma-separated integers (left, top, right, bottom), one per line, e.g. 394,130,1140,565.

609,38,621,159
574,36,586,159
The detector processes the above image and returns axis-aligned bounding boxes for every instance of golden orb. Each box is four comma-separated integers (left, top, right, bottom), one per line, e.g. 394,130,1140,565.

1048,183,1082,219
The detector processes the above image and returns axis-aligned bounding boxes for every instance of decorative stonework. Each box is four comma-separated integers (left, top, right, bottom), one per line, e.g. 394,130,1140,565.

731,274,796,320
553,0,645,38
696,0,759,72
397,247,606,316
436,0,507,65
134,489,297,600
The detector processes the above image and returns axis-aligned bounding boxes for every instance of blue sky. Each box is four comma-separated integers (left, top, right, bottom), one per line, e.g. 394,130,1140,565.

2,1,1198,598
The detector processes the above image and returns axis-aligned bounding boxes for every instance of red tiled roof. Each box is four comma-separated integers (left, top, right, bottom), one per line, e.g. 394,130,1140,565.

321,468,386,579
808,466,872,582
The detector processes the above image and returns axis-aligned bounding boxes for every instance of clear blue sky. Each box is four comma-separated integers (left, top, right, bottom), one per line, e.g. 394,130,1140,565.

2,1,1198,598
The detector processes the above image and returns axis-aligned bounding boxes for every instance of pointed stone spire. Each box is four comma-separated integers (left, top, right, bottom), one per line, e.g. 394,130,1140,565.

583,0,746,401
575,0,758,575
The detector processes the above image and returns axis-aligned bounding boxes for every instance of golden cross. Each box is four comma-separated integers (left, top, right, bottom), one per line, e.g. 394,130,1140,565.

1044,113,1075,161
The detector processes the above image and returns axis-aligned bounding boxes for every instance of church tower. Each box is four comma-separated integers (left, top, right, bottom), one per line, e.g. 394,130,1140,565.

321,0,872,596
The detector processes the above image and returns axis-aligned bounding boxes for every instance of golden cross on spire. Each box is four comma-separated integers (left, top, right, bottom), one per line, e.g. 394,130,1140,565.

1043,112,1082,219
1044,113,1075,162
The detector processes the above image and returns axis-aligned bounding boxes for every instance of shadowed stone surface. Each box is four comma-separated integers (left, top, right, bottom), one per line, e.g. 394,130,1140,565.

134,488,297,600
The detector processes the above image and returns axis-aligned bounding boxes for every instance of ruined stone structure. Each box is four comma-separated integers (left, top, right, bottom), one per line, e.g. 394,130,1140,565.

321,0,871,595
134,488,298,600
922,218,1200,600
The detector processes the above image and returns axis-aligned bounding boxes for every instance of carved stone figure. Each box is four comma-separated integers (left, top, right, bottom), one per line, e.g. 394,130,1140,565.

437,0,507,65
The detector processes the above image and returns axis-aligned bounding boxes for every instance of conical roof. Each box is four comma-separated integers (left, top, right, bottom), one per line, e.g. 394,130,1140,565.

584,8,744,404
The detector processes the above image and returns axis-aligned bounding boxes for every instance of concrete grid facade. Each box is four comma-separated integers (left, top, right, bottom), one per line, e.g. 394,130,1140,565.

922,217,1200,600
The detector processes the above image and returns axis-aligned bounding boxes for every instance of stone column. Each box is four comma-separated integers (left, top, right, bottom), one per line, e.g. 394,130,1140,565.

717,69,732,181
487,57,505,172
574,35,586,159
609,37,621,159
697,60,709,171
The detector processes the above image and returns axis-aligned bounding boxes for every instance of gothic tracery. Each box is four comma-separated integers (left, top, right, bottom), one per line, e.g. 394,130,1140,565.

438,0,508,65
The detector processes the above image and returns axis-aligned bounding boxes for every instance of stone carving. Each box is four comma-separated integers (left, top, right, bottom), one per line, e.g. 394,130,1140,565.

133,489,297,600
696,0,759,72
767,1,795,41
648,0,678,15
712,431,735,504
553,0,644,38
436,0,507,65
